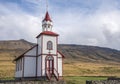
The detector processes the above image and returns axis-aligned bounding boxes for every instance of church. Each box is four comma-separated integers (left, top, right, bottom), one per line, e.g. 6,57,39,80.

14,11,64,81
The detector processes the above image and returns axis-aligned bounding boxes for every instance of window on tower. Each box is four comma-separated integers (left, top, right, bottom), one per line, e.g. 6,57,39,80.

47,41,53,50
48,24,50,28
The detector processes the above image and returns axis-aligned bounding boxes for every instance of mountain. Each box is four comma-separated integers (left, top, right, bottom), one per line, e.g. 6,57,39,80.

0,39,120,63
58,44,120,63
0,39,34,61
0,39,120,78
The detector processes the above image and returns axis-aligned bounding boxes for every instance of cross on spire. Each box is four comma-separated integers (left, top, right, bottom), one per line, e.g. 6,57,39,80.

46,0,48,12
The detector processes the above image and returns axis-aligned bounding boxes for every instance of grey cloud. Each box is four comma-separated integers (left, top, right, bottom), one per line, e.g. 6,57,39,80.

0,1,120,50
0,3,40,42
53,4,120,50
102,25,120,49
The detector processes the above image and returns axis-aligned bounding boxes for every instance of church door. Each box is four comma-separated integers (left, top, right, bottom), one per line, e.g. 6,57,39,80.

46,56,54,75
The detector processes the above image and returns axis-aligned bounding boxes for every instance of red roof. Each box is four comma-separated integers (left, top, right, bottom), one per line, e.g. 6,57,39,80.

36,31,59,38
43,11,52,22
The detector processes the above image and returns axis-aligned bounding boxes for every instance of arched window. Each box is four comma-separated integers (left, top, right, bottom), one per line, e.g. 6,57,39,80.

47,41,53,50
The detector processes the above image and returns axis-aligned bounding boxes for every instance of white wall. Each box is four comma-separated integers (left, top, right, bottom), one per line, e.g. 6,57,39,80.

15,71,22,78
24,57,36,77
57,53,63,76
42,35,57,55
37,56,42,76
37,35,58,76
42,55,46,76
37,36,42,55
15,58,23,78
25,46,37,56
53,56,57,71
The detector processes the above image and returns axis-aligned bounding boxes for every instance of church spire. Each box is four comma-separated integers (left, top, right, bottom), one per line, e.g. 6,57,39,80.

43,11,52,22
41,0,53,32
42,11,53,32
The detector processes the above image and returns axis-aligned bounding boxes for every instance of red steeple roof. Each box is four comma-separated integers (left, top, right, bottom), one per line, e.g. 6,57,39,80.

36,31,59,38
43,11,52,22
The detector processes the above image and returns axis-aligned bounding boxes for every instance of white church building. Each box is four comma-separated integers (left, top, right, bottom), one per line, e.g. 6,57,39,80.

14,11,64,81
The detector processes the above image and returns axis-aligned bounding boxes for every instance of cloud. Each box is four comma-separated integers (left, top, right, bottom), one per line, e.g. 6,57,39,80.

0,14,40,42
51,0,120,50
0,0,120,50
0,3,41,42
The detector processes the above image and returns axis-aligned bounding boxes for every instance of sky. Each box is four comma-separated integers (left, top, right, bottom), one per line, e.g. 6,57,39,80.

0,0,120,50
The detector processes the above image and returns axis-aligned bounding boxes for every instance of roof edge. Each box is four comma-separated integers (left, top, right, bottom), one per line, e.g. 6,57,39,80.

57,51,65,58
36,31,59,38
13,44,38,61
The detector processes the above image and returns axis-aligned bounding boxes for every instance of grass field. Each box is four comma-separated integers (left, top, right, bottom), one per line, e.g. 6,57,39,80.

0,60,120,78
0,60,15,78
63,60,120,77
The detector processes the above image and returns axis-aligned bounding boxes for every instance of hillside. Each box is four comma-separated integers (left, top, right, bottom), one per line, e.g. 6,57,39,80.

0,39,34,61
58,44,120,63
0,39,120,78
0,39,120,63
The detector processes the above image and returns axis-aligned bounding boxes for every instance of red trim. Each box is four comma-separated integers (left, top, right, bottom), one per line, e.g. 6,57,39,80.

14,45,38,61
36,31,59,38
45,55,54,78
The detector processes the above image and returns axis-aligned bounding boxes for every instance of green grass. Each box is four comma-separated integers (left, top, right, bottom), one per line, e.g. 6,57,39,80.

64,76,107,84
0,77,15,80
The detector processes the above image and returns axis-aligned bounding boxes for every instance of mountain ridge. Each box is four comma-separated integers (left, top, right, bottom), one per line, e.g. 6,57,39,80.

0,39,120,63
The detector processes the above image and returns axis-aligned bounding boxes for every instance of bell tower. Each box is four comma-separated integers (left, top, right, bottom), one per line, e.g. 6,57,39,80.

36,11,59,79
42,11,53,31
